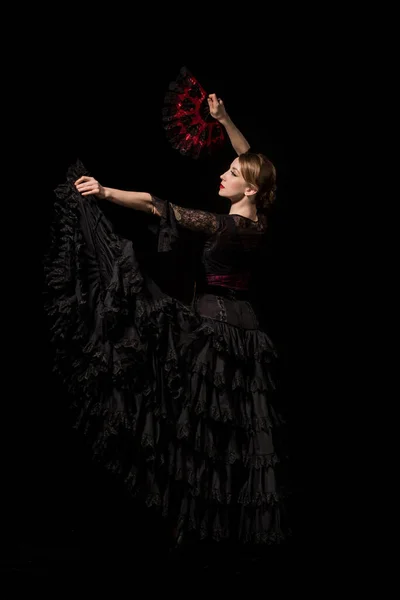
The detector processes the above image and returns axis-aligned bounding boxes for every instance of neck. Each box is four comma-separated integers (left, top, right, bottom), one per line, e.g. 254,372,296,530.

229,198,257,221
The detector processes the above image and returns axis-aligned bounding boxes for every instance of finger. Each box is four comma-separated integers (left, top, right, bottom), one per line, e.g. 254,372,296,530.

76,184,95,194
76,179,96,188
76,185,95,193
208,93,217,102
75,176,90,184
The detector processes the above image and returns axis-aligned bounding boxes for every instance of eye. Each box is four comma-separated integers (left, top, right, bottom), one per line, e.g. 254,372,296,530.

230,170,237,176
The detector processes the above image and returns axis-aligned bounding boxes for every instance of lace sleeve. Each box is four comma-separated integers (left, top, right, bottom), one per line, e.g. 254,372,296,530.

170,203,219,234
151,196,219,235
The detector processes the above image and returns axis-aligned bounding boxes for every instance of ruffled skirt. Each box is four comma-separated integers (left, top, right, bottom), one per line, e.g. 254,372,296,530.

43,161,290,545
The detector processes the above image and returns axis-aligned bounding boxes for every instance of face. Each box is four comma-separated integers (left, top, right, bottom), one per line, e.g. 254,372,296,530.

218,157,252,203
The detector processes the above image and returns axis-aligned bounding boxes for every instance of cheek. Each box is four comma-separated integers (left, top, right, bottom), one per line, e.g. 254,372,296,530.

234,180,245,191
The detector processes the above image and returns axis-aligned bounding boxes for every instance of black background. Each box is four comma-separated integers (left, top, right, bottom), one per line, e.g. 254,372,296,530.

4,32,338,583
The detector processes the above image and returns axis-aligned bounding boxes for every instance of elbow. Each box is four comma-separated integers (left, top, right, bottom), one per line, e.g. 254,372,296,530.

237,144,251,156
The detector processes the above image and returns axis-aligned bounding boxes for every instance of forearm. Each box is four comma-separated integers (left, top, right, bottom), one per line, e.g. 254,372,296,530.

104,187,154,214
219,115,250,155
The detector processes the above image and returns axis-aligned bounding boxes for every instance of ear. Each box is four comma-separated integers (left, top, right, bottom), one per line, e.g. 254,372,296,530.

245,185,258,198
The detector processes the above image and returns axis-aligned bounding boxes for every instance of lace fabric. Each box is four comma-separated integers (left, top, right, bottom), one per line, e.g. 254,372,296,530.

152,195,266,239
151,196,220,235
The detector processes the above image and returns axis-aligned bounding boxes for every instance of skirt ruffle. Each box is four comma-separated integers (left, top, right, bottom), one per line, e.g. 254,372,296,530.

43,161,290,544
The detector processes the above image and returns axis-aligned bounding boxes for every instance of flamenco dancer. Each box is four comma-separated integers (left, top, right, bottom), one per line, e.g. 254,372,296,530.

44,87,290,553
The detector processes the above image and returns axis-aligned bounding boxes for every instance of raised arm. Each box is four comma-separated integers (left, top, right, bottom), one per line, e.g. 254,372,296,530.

207,94,250,155
74,177,219,235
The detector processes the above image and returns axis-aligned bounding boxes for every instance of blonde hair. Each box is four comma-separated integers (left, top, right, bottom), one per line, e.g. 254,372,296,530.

238,152,277,211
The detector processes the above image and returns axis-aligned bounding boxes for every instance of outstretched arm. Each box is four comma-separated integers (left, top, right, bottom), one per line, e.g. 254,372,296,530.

75,177,156,214
74,177,219,235
207,94,250,155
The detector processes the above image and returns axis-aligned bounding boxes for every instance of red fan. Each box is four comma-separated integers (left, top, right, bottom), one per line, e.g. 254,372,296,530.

162,66,225,159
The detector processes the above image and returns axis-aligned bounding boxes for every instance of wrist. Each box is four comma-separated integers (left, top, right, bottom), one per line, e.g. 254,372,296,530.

218,115,232,127
103,187,112,200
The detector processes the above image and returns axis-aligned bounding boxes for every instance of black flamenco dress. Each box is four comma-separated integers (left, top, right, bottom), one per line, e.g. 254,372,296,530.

44,161,289,545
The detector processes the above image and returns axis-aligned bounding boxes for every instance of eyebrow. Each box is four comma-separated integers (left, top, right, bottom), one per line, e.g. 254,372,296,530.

231,166,240,173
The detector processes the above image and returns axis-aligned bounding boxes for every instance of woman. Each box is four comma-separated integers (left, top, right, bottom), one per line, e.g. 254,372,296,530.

44,94,289,549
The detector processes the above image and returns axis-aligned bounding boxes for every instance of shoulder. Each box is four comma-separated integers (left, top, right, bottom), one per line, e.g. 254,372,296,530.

225,213,268,233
